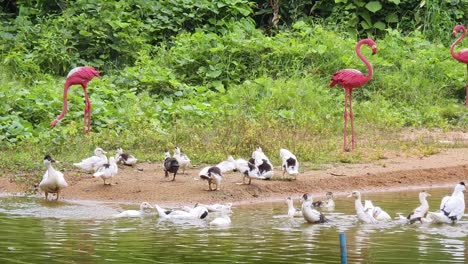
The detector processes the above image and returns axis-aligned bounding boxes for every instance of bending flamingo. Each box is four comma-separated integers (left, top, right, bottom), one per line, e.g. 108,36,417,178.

51,66,101,133
450,25,468,107
330,39,377,151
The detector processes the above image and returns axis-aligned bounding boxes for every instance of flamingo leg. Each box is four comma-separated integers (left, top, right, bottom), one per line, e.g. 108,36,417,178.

343,88,349,152
83,85,92,134
349,89,355,150
51,83,72,127
466,65,468,107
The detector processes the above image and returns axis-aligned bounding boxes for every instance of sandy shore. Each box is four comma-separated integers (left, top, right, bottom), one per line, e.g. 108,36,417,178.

1,148,467,206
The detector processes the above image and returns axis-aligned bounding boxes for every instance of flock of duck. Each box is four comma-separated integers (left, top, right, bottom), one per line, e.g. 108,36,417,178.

39,145,298,198
38,144,465,226
283,184,465,225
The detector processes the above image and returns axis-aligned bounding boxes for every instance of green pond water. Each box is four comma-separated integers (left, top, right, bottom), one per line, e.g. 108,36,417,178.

0,187,466,263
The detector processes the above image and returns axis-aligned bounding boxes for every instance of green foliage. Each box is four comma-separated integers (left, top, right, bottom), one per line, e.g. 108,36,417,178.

0,0,254,77
0,2,468,171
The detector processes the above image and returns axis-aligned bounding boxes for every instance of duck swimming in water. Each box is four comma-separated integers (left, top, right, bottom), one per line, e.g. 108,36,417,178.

39,155,68,201
113,202,154,218
312,192,335,209
348,191,378,224
363,200,391,221
286,197,302,217
155,204,209,220
425,182,465,224
399,191,431,224
301,193,327,223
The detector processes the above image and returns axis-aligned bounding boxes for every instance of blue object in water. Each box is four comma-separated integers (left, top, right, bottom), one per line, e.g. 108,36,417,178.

339,232,348,264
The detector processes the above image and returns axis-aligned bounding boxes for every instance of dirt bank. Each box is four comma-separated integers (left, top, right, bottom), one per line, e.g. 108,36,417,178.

1,148,467,206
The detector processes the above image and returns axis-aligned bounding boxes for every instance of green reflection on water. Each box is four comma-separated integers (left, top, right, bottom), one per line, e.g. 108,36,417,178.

0,187,466,263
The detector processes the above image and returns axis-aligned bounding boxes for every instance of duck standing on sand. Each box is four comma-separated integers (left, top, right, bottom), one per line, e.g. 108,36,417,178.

115,147,138,166
217,155,237,173
199,166,223,191
280,148,299,177
164,150,179,181
234,158,261,184
73,147,108,172
39,155,68,201
93,157,118,185
425,182,465,224
252,146,274,179
173,147,191,174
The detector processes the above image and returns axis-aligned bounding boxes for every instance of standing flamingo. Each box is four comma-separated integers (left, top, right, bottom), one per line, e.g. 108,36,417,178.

51,66,101,133
330,38,377,151
450,25,468,107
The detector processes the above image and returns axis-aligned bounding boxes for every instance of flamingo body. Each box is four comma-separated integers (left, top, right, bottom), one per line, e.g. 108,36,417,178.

51,66,101,133
330,69,369,88
450,25,468,107
331,39,377,151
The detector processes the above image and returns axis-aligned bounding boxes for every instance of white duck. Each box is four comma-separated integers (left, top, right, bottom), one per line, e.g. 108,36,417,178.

39,155,68,201
363,200,391,221
399,191,431,224
286,197,302,217
155,204,209,220
280,148,299,176
93,157,118,185
73,147,108,172
210,215,231,226
234,158,262,184
348,191,378,224
113,202,154,218
425,182,465,223
216,155,237,173
252,146,274,179
115,147,138,166
312,192,335,208
199,166,223,191
301,193,327,223
173,147,191,174
195,203,232,212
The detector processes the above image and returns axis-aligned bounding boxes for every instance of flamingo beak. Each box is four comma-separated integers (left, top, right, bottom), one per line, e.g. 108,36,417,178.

452,31,457,38
371,45,377,55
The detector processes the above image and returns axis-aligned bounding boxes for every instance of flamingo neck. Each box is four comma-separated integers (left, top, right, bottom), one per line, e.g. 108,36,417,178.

451,27,466,59
356,41,373,81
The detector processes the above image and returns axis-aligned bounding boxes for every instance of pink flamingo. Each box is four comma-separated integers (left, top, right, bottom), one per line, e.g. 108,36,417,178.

450,25,468,107
330,38,377,151
51,66,101,133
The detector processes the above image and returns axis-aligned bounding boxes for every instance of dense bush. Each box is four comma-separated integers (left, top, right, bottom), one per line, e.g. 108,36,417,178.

0,1,467,169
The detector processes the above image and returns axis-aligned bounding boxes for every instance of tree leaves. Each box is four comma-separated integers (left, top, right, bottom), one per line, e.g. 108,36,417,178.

365,1,382,13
